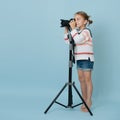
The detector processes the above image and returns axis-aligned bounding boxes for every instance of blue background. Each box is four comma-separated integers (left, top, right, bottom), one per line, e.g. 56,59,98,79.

0,0,120,120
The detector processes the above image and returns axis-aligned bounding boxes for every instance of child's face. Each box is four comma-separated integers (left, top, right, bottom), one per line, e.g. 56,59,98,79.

74,14,87,28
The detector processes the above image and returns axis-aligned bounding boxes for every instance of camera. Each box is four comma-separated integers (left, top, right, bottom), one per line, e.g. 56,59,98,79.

60,18,75,28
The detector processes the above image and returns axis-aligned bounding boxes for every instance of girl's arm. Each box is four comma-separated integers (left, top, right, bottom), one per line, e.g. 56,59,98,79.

70,29,90,44
64,27,70,44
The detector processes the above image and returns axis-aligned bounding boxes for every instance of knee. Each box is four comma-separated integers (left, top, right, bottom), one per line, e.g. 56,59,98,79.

84,77,91,83
78,75,85,83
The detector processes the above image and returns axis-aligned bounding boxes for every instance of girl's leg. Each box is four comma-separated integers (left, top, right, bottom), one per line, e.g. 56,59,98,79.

82,70,93,112
77,70,87,109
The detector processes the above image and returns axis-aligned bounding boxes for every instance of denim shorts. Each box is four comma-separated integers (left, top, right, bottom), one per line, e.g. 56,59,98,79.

76,58,94,71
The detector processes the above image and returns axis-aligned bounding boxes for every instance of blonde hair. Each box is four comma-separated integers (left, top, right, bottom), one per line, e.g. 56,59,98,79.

75,11,93,25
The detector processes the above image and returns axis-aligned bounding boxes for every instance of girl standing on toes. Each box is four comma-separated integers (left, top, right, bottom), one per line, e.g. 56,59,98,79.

64,11,94,112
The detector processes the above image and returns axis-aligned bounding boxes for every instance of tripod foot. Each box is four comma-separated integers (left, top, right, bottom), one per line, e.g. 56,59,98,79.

44,83,68,114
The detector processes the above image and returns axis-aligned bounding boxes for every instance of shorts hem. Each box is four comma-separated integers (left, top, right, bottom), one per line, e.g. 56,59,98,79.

77,68,93,71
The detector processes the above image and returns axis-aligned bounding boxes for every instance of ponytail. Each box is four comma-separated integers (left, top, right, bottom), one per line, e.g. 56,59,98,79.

88,19,93,25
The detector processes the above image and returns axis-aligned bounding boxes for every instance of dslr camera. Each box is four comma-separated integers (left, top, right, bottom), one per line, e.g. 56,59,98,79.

60,18,75,29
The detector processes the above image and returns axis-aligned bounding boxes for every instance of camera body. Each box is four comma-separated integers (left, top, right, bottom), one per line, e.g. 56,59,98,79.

60,18,74,29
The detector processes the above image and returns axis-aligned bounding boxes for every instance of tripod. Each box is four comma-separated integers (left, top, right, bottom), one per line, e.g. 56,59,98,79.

44,31,93,116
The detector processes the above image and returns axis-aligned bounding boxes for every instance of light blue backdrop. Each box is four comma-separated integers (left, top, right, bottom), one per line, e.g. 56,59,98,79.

0,0,120,120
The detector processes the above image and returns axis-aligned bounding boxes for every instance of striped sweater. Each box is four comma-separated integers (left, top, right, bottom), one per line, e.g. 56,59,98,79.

64,28,94,61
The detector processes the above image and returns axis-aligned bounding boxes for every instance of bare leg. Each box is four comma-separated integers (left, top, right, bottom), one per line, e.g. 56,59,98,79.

77,70,87,109
82,70,93,112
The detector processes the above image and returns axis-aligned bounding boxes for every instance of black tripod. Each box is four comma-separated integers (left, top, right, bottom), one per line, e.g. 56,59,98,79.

44,31,93,116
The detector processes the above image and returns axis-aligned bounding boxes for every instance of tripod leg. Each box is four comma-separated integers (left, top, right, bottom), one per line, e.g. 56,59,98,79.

72,82,93,116
68,82,73,107
44,83,68,114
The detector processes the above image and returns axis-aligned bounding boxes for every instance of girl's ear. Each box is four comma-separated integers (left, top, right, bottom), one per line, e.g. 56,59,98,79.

84,20,88,25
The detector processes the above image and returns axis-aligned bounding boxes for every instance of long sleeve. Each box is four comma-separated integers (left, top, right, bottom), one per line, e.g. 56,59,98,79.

64,33,70,44
70,29,90,44
65,28,94,62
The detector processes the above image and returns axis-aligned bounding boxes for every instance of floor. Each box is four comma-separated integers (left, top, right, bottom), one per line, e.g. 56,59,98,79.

0,87,120,120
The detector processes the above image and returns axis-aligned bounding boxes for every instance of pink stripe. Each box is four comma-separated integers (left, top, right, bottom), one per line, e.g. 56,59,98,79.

76,43,93,46
72,33,78,38
88,39,92,42
64,38,69,40
75,52,94,55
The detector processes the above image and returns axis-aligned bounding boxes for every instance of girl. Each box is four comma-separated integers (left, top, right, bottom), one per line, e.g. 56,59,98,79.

64,11,94,112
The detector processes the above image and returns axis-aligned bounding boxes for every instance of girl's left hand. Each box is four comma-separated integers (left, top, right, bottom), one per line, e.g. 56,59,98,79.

69,20,76,30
